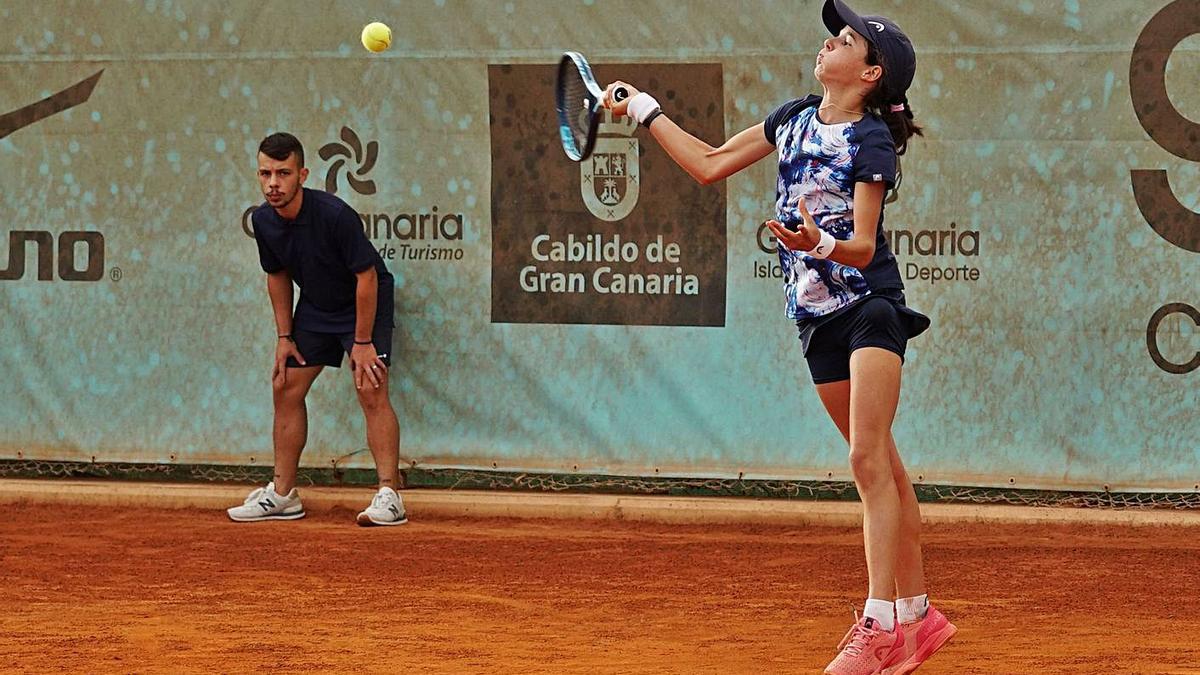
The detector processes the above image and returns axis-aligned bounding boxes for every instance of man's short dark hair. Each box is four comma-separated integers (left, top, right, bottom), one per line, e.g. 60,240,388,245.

258,132,305,167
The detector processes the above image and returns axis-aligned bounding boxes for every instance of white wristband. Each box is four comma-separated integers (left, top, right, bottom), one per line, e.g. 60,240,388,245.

807,229,836,259
626,92,661,124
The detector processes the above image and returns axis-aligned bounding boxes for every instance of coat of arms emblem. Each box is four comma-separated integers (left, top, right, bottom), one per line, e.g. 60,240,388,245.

581,110,639,222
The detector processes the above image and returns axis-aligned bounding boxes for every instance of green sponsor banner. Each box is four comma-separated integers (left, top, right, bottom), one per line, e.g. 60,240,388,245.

1,1,1196,491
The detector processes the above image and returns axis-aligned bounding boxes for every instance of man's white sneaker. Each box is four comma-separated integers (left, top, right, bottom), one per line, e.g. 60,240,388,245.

226,482,305,522
356,486,408,526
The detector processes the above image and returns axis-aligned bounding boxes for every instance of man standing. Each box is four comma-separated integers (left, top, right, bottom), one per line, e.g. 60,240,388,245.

227,132,407,526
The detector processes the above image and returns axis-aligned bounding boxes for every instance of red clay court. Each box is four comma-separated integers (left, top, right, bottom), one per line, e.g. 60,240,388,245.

3,491,1199,674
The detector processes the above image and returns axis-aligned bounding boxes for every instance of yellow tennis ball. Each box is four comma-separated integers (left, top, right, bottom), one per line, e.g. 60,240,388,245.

361,22,392,53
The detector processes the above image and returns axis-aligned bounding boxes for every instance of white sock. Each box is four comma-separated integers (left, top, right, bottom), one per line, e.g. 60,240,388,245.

863,599,896,632
896,594,929,624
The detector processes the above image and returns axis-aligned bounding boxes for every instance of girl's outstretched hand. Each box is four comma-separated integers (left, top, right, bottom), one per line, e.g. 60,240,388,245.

765,199,820,253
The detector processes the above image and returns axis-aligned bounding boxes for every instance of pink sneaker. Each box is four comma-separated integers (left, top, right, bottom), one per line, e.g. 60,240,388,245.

824,616,906,675
880,605,957,674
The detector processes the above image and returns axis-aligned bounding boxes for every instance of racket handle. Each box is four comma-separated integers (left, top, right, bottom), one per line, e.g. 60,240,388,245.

612,86,628,103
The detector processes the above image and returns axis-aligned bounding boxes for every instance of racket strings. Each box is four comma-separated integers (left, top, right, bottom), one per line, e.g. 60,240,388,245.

561,71,591,154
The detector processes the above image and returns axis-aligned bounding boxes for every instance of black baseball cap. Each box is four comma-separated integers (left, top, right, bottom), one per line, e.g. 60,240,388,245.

822,0,916,104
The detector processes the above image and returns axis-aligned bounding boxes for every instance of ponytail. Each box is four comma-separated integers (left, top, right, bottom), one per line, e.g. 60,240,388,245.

864,42,924,155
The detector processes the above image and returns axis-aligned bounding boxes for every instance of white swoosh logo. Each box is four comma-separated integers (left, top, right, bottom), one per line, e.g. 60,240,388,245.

868,20,885,32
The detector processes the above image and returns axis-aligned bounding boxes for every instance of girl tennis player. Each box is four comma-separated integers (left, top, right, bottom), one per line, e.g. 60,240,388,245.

604,1,955,672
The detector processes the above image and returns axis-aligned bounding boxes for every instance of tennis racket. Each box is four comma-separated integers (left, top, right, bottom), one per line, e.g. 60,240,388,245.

555,51,627,162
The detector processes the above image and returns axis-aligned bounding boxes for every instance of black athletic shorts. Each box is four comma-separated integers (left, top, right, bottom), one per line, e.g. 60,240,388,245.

802,295,928,384
285,325,393,369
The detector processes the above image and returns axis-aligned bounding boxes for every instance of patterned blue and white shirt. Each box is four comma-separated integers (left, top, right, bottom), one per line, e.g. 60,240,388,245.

764,95,904,322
